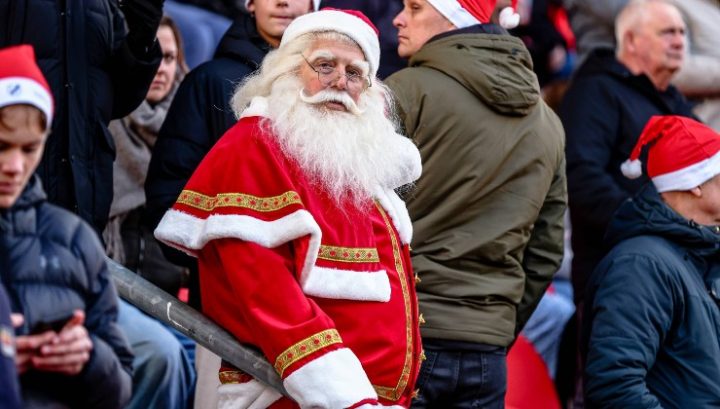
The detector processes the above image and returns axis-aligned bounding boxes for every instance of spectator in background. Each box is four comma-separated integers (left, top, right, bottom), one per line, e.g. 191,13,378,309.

386,0,566,406
0,0,164,235
155,9,423,408
669,0,720,132
583,115,720,408
319,0,406,78
0,283,21,409
559,0,695,308
0,44,133,409
105,16,190,299
105,17,196,409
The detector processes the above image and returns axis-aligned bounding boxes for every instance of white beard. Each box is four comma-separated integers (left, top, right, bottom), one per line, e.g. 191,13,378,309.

261,76,421,209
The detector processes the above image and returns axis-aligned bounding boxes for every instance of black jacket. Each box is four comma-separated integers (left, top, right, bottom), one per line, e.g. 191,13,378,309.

0,176,133,409
0,0,161,234
145,14,270,306
559,48,697,302
582,184,720,408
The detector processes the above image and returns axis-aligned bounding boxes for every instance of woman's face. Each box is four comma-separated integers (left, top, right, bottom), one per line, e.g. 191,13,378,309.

146,26,178,104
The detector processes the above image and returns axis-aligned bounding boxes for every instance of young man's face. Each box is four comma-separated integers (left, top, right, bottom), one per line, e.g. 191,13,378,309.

393,0,455,59
248,0,314,48
0,105,46,209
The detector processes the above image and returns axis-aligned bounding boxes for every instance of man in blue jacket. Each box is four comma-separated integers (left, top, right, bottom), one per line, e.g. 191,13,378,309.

583,115,720,408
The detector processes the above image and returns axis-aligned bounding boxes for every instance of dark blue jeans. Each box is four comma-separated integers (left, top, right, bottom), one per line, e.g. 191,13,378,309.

412,340,507,409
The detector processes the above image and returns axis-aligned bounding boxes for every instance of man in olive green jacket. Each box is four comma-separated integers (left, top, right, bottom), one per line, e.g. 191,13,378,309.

386,0,566,406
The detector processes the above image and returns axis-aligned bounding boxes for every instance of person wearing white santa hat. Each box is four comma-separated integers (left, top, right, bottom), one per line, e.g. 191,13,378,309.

0,44,135,408
583,114,720,408
155,7,424,409
386,0,566,407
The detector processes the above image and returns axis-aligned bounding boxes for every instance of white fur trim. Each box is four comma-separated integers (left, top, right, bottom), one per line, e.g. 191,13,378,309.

355,405,404,409
652,149,720,192
240,97,269,119
499,7,520,29
375,188,413,245
302,266,390,301
426,0,482,28
281,10,380,78
0,77,53,125
283,348,377,409
217,381,282,409
154,208,321,281
621,159,643,179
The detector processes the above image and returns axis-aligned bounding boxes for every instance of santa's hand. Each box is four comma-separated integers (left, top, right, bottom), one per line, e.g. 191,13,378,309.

31,310,93,375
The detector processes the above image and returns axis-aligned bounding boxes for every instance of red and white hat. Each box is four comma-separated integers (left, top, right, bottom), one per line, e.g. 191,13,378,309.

621,115,720,192
0,45,53,128
280,8,381,78
426,0,520,29
244,0,321,13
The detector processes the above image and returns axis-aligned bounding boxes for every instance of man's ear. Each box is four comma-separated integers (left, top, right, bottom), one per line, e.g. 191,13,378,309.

690,186,703,197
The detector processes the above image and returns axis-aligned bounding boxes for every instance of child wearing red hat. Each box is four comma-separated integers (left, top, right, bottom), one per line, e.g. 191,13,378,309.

0,44,133,409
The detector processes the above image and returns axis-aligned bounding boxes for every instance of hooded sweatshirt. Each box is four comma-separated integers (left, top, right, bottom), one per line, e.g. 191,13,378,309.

386,25,566,347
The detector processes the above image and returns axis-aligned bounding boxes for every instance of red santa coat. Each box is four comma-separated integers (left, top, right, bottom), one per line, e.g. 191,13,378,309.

155,103,423,408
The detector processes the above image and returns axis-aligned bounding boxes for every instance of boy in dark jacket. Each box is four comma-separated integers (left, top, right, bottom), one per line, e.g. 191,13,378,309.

0,45,133,408
583,115,720,408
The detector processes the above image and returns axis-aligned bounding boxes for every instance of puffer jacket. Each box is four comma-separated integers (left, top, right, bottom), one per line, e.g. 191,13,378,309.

386,25,567,347
582,184,720,408
0,0,161,234
0,176,133,409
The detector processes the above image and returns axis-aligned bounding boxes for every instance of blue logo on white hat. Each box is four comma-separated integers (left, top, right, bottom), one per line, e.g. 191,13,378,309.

8,83,21,96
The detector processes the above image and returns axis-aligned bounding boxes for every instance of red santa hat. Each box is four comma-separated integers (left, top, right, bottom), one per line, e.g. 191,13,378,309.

244,0,321,13
0,44,53,128
280,8,381,78
426,0,520,29
621,115,720,192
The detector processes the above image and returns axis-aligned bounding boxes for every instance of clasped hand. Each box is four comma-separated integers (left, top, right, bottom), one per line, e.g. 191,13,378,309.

11,310,93,375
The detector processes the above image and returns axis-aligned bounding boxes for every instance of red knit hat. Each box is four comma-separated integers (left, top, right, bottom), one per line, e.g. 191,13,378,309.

426,0,520,29
621,115,720,192
0,45,53,127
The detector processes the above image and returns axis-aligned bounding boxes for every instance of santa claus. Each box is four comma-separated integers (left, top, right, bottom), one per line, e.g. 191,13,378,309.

155,8,423,409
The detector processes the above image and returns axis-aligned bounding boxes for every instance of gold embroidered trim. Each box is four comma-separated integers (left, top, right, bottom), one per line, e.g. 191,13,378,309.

218,370,253,384
372,203,414,401
317,245,380,263
274,329,342,376
177,190,303,212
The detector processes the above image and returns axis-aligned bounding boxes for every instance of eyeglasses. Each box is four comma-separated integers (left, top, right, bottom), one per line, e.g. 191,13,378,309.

302,54,372,92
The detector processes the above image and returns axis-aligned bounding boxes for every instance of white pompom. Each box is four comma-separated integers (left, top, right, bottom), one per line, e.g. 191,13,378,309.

621,159,643,179
499,7,520,29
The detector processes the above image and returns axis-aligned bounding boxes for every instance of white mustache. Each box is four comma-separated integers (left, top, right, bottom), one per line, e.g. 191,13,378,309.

299,89,365,115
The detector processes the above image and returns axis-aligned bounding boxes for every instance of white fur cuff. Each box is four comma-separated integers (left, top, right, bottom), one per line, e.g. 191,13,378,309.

283,348,377,409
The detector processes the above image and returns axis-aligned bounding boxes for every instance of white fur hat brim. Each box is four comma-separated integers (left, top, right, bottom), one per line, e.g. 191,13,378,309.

280,9,381,78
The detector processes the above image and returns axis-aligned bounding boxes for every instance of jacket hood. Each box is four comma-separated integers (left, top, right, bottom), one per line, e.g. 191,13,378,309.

214,13,271,69
408,25,540,116
606,184,720,255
